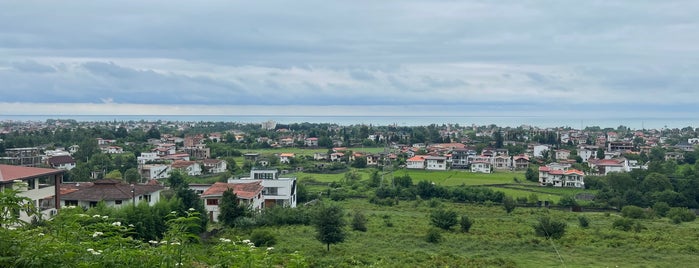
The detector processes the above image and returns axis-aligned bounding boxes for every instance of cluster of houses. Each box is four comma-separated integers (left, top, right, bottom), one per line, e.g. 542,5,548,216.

1,164,296,224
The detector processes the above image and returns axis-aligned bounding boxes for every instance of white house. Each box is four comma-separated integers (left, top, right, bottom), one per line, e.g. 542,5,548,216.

0,165,65,223
103,146,124,154
538,165,585,188
470,161,492,173
140,164,171,180
425,156,447,170
201,181,264,223
200,159,227,174
279,153,295,164
170,160,202,176
47,155,76,171
137,152,160,164
588,158,630,175
304,137,318,147
229,168,297,208
578,148,595,163
406,156,426,169
533,145,550,158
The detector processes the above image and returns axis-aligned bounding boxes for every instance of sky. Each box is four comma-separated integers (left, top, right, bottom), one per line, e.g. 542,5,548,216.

1,1,698,118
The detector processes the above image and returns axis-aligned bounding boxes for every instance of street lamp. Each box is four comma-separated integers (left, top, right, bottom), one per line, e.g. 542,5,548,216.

131,184,136,208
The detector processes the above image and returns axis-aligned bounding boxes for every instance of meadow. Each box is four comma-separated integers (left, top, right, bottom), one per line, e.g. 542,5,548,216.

262,198,699,267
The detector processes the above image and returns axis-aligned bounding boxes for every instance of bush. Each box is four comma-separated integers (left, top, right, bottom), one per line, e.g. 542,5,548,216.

578,216,590,228
503,196,516,214
430,209,458,230
425,228,442,243
460,215,474,233
653,202,671,217
558,195,578,207
667,207,696,224
612,218,634,231
250,229,277,247
533,216,566,239
351,211,368,232
621,205,646,219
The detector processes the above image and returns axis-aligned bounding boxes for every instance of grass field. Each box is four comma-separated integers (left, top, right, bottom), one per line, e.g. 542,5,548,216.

260,198,699,267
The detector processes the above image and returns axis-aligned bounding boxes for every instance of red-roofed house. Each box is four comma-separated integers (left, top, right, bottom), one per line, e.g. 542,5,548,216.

201,181,264,222
0,164,65,222
200,159,227,174
407,156,427,169
60,179,164,208
538,163,585,188
588,158,630,175
304,137,318,147
513,155,530,170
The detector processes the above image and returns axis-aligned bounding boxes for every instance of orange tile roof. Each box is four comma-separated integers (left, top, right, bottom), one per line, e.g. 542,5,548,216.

201,181,263,199
171,160,197,168
279,153,295,157
0,164,65,183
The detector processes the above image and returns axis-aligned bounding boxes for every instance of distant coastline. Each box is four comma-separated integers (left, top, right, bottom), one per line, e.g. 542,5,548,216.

1,114,697,129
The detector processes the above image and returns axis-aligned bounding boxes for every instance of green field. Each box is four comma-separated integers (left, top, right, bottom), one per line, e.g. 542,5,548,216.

263,199,699,267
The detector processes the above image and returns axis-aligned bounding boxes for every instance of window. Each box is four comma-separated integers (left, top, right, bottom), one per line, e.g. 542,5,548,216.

207,199,219,206
89,201,98,208
115,200,123,205
65,200,78,207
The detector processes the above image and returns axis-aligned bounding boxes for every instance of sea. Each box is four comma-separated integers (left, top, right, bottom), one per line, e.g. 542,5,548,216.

1,115,698,130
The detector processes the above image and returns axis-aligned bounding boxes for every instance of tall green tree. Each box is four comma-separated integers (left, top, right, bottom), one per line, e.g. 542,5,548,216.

123,168,141,184
314,204,347,251
218,189,247,227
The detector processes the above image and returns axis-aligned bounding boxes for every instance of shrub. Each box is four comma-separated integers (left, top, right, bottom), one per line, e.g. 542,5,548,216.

460,214,474,233
612,218,634,231
558,195,578,207
425,228,442,243
533,216,566,240
351,211,368,232
653,202,671,217
430,209,458,230
503,196,516,214
667,207,696,224
578,216,590,228
621,205,646,219
250,229,277,247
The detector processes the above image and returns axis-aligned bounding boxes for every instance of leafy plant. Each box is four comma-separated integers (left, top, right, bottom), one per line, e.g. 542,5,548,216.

430,209,458,230
351,210,368,232
425,228,442,243
533,216,566,239
460,214,474,233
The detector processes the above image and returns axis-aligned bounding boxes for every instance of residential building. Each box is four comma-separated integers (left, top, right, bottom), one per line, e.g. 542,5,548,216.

304,137,318,147
493,156,512,170
450,149,473,169
229,168,297,208
588,158,630,175
425,156,447,170
47,155,76,170
555,149,571,161
538,164,585,188
170,160,202,176
201,181,264,222
0,164,65,222
512,155,530,170
140,164,171,180
137,152,160,164
183,146,211,160
200,159,227,174
533,145,550,158
470,161,492,173
279,153,295,164
406,156,426,169
61,179,164,208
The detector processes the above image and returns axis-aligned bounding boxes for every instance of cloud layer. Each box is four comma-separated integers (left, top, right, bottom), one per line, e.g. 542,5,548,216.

1,1,698,116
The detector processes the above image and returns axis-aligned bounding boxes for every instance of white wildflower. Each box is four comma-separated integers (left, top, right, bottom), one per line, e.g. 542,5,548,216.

175,263,183,266
38,233,45,236
242,239,250,243
102,215,108,219
149,240,158,244
92,231,103,237
170,242,181,246
78,214,89,217
93,215,101,218
170,211,177,214
111,221,121,226
128,224,134,227
267,247,274,251
92,251,101,255
87,248,94,252
188,208,196,211
160,240,168,244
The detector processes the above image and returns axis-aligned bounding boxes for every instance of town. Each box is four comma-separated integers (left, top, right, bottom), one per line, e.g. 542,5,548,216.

1,119,699,267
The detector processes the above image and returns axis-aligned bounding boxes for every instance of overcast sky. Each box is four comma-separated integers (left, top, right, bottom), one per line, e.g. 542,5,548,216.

1,1,698,117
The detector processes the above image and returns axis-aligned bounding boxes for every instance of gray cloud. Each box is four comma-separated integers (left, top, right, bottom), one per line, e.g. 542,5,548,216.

1,1,699,114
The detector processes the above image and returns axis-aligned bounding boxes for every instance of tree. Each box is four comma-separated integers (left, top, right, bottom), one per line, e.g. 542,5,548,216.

351,210,368,232
123,168,141,184
104,170,122,179
533,216,567,239
218,189,247,227
596,148,605,160
430,209,458,230
525,167,538,182
503,196,516,214
0,188,36,227
146,127,161,139
314,204,347,251
351,157,367,168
